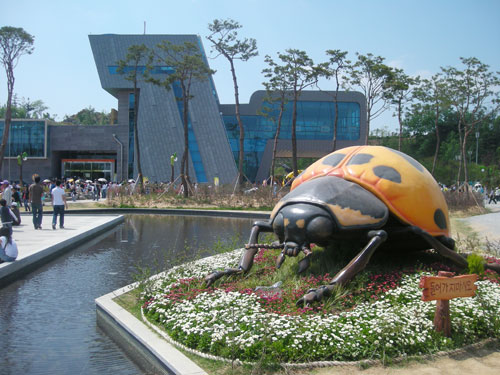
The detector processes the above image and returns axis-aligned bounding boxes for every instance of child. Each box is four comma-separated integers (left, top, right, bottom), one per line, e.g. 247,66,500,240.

0,226,18,263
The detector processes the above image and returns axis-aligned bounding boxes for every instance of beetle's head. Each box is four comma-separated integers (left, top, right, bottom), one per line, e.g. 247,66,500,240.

272,203,335,252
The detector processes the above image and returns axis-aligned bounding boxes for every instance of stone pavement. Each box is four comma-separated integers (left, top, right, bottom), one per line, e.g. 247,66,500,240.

459,202,500,242
0,214,124,286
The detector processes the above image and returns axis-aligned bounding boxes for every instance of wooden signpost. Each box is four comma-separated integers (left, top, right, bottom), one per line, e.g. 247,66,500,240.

419,271,478,337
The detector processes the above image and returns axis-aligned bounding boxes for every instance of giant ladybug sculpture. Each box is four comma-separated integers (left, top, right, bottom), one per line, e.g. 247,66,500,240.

205,146,500,305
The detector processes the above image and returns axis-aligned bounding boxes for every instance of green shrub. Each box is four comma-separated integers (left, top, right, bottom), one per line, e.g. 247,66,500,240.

467,253,485,275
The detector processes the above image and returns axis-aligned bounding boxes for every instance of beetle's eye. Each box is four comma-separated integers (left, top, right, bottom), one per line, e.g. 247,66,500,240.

273,213,285,238
307,216,334,242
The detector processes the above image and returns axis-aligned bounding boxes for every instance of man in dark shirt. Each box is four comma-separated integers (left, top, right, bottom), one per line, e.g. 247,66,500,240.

29,174,44,230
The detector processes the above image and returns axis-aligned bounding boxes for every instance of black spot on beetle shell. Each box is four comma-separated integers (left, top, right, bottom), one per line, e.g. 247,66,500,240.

390,149,425,172
347,153,374,165
373,165,402,183
323,153,346,167
434,209,447,230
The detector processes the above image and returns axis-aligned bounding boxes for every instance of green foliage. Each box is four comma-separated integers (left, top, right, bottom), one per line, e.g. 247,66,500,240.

467,253,485,275
62,105,111,125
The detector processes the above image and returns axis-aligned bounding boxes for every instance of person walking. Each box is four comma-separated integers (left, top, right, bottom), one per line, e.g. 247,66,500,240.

2,180,12,207
488,189,497,204
22,185,30,211
0,227,18,263
51,180,68,229
29,174,44,229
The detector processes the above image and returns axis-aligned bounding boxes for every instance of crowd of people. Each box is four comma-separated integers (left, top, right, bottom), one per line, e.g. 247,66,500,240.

0,174,115,264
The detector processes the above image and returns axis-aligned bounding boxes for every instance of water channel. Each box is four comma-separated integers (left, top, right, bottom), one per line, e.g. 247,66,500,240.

0,214,255,375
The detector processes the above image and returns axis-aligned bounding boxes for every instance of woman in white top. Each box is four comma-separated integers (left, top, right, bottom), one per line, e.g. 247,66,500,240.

0,226,18,263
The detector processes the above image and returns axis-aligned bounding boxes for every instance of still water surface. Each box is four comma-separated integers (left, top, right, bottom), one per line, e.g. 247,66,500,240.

0,214,254,375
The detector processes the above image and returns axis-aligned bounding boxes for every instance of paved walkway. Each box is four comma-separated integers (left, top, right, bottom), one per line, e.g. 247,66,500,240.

0,214,124,285
459,202,500,242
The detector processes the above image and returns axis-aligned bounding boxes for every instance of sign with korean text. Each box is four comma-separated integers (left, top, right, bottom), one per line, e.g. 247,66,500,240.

419,274,477,301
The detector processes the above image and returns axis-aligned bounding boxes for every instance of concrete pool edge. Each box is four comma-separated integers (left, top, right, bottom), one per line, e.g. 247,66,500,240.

96,285,207,375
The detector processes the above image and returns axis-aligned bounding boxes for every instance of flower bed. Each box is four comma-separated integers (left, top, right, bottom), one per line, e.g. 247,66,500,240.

140,248,500,364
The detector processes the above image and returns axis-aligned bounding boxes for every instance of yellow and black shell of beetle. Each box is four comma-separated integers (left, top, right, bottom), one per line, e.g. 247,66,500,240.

288,145,450,237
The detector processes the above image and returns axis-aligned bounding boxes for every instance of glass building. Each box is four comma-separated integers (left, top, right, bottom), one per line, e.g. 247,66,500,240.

89,34,237,184
220,90,366,182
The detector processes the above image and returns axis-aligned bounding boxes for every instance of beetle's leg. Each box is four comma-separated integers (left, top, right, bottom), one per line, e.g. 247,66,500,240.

297,230,387,306
240,221,273,271
297,247,313,273
205,221,273,287
412,226,500,274
204,267,243,287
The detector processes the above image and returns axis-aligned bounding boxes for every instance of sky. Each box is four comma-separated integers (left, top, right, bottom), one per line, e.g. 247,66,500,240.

1,0,499,131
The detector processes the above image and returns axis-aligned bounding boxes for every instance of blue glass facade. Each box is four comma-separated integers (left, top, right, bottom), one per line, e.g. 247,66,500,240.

125,75,208,182
222,101,360,181
172,82,208,183
0,120,46,158
108,65,174,75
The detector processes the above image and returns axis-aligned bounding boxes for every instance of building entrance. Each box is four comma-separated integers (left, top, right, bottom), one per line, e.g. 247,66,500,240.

62,159,114,181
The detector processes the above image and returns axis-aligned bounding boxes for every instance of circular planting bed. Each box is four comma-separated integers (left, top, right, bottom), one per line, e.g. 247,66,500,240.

140,246,500,365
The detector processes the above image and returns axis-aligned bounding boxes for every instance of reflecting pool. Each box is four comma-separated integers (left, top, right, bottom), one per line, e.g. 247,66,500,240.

0,214,254,375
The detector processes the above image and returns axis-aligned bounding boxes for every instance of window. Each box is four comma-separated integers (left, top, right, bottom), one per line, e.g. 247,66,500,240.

0,120,46,158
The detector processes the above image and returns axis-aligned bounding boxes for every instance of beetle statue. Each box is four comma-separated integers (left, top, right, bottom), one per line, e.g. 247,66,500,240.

205,146,500,305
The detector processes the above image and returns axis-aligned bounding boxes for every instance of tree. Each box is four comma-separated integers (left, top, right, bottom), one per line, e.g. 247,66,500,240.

17,151,27,187
147,41,214,197
207,19,258,188
276,49,318,176
116,44,149,193
442,57,500,186
63,106,111,125
262,55,291,186
343,53,393,145
0,96,54,120
412,74,448,174
0,26,34,175
319,49,349,151
384,68,419,151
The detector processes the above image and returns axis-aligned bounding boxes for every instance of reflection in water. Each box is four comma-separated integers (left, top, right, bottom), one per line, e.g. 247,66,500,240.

0,214,254,375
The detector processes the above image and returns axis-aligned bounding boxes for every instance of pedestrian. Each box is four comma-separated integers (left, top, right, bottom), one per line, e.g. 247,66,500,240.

2,180,12,207
29,174,44,230
0,198,18,234
22,185,30,211
12,186,21,206
495,187,500,203
0,226,18,263
51,179,68,229
11,202,21,226
488,191,496,204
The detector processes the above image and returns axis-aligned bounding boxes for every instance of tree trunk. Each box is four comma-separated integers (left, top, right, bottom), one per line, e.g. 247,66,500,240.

230,60,245,189
0,72,14,176
133,82,144,193
182,96,190,198
332,72,339,152
397,98,402,151
462,127,473,188
19,163,23,188
456,116,463,187
291,90,299,176
431,103,440,175
270,100,285,189
365,105,371,145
